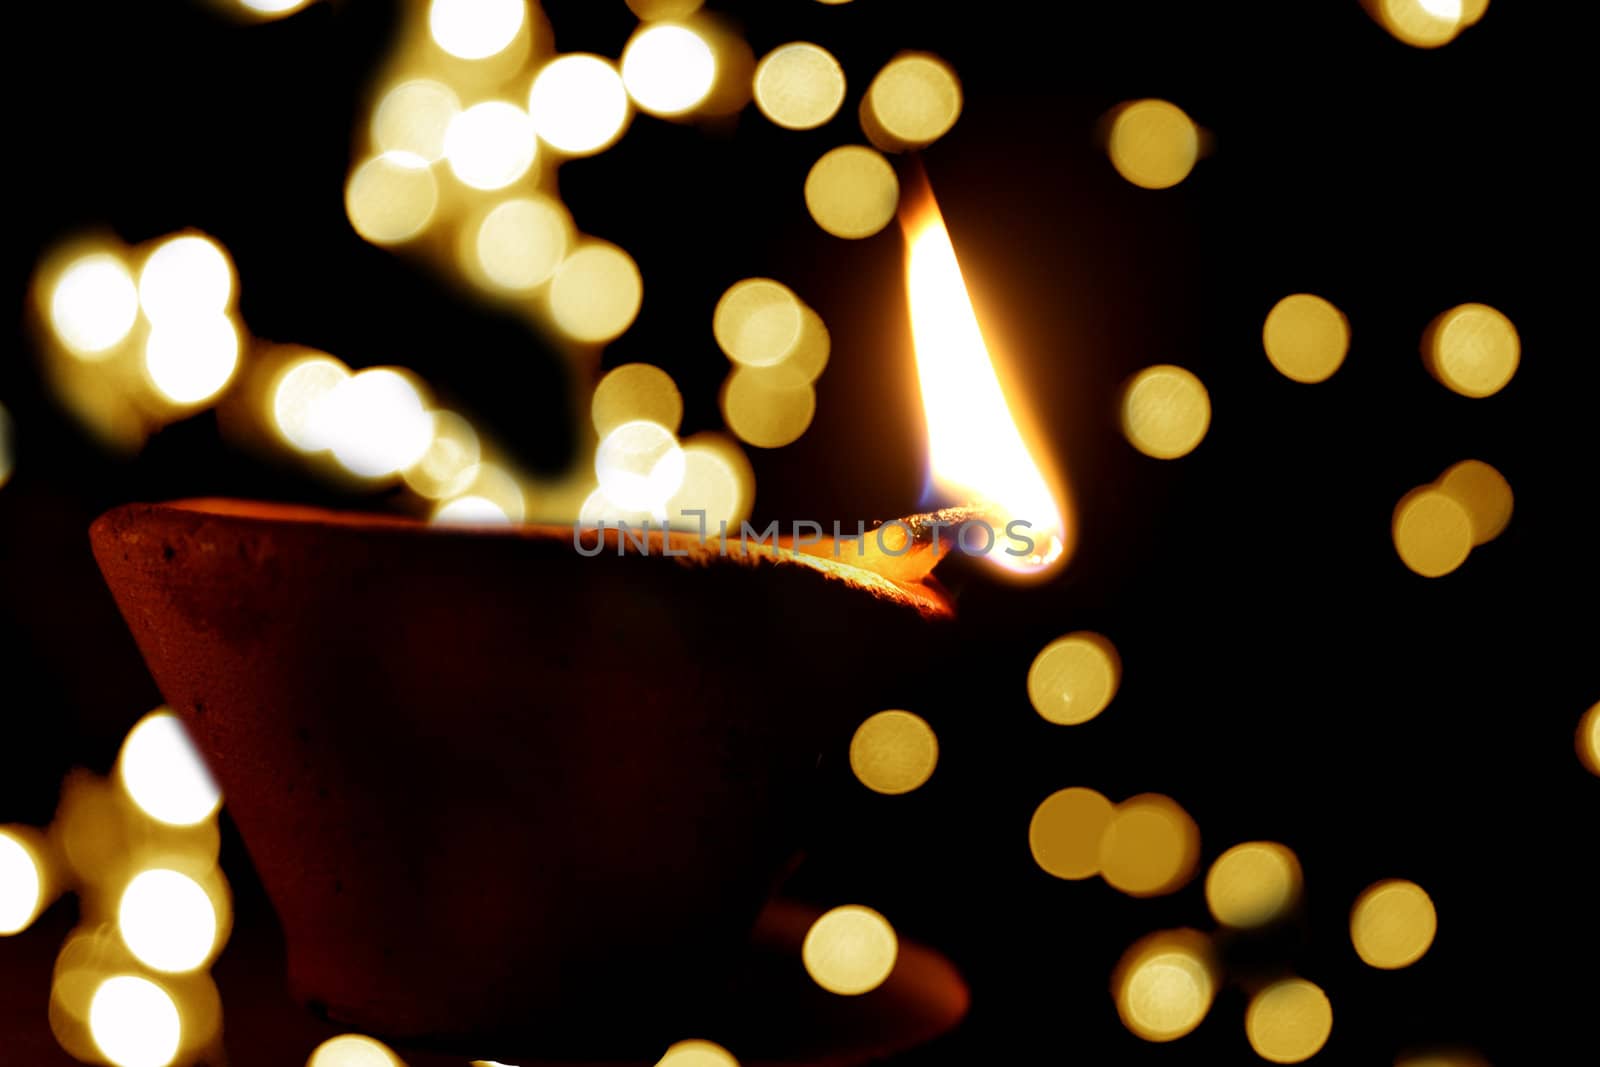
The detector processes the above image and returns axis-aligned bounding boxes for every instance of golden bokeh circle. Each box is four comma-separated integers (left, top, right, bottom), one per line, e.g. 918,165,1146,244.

1351,879,1437,969
713,279,803,367
721,365,816,448
1099,794,1201,897
801,905,897,996
1121,365,1211,459
804,146,900,240
1107,100,1199,190
1435,459,1512,545
549,243,643,343
1205,841,1303,928
849,710,938,795
1245,978,1333,1063
655,1039,738,1067
1579,703,1600,777
863,54,961,150
345,153,438,245
1378,0,1466,49
754,43,846,130
1391,487,1473,578
1114,931,1216,1043
592,364,683,437
1425,303,1519,398
1263,293,1350,383
1028,787,1114,880
1027,632,1121,725
474,196,571,292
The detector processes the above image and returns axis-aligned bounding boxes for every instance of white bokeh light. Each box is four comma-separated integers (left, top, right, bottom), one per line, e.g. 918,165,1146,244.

444,102,537,190
595,420,686,513
621,25,717,116
428,0,526,60
118,711,222,827
118,870,219,974
50,253,140,358
323,369,435,478
528,55,631,155
138,235,233,325
143,315,241,405
0,831,42,935
432,495,512,525
89,976,182,1067
272,355,350,453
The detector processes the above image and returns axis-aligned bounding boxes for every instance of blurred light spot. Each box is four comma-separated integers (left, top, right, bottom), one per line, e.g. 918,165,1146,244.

596,420,685,512
1029,787,1114,880
1113,930,1216,1042
372,80,459,162
1435,459,1512,545
0,829,43,935
1245,978,1333,1064
404,411,481,499
1351,879,1437,969
785,307,831,382
1099,793,1201,897
445,103,536,191
592,363,683,436
754,43,845,130
1424,303,1518,398
628,0,704,15
272,354,350,453
1263,294,1349,383
1374,0,1466,48
664,434,752,528
50,253,140,358
579,486,659,527
1580,702,1600,777
720,365,816,448
139,235,234,325
802,905,897,995
1121,365,1210,459
849,710,937,795
429,0,525,60
529,55,631,155
119,711,221,827
474,196,571,290
622,25,716,116
1107,100,1199,190
1395,1050,1491,1067
89,976,181,1067
1392,487,1472,578
432,494,511,526
805,145,899,239
0,402,13,491
240,0,314,14
549,242,643,343
713,279,803,367
118,870,218,974
324,369,434,479
307,1033,402,1067
1205,842,1303,928
346,152,439,244
143,315,240,406
863,54,961,151
656,1039,738,1067
1027,632,1120,725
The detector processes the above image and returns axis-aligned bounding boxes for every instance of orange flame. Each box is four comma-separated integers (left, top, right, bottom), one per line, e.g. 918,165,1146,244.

901,174,1072,576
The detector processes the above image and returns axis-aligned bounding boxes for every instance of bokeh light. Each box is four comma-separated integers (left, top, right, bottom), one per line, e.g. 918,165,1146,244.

473,195,571,291
1121,365,1211,459
849,710,938,795
0,828,44,935
89,975,181,1067
549,242,643,343
432,495,512,526
1263,293,1350,383
802,905,898,996
805,145,900,239
627,0,704,17
1107,100,1200,190
1351,879,1437,969
139,235,234,325
754,43,846,130
307,1033,402,1067
143,315,241,406
1027,631,1120,725
1029,787,1114,880
239,0,315,15
271,353,351,453
118,711,221,828
445,102,537,190
1395,1050,1492,1067
862,54,961,151
1245,978,1333,1063
1113,929,1216,1042
0,401,12,490
720,365,816,448
1099,793,1201,897
323,368,434,479
622,24,717,117
1579,702,1600,777
403,410,481,499
656,1039,738,1067
429,0,525,61
592,363,683,436
371,80,459,162
663,434,753,529
713,278,803,367
1392,487,1472,578
528,55,631,155
1373,0,1474,49
1205,842,1303,928
346,152,439,244
1424,303,1518,398
49,252,140,358
117,870,220,974
595,419,686,512
1435,459,1512,545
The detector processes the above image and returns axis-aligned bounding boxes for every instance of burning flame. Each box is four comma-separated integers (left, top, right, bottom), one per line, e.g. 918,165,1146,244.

901,179,1071,576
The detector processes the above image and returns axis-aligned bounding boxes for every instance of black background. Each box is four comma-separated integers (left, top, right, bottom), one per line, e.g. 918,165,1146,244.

3,0,1594,1063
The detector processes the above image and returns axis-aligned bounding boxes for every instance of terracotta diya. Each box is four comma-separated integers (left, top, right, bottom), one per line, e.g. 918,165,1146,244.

90,498,961,1057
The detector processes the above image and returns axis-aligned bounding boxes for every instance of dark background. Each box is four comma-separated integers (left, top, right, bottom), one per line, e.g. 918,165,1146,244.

4,0,1594,1063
